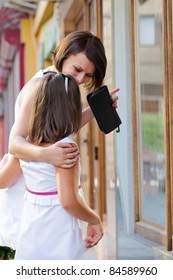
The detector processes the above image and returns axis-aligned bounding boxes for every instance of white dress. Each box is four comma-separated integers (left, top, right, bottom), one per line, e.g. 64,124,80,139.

0,67,53,249
0,97,25,249
0,174,25,249
15,137,88,260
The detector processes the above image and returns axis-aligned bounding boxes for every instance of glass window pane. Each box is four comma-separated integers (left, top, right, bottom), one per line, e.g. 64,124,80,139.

136,0,166,227
139,16,155,45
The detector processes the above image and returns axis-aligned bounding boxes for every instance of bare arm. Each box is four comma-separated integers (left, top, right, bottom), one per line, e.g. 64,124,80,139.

57,164,100,224
9,79,41,159
0,154,8,168
80,107,94,128
56,164,103,247
8,79,79,167
0,155,22,189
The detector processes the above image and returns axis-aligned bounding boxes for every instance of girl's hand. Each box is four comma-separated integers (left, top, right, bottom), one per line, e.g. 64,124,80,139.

110,88,120,108
85,222,104,248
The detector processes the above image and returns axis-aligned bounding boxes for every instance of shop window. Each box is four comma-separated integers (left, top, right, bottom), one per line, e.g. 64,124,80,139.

139,15,155,46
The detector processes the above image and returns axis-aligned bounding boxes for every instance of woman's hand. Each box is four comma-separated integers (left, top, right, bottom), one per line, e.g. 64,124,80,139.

45,142,80,168
110,88,120,108
85,222,104,248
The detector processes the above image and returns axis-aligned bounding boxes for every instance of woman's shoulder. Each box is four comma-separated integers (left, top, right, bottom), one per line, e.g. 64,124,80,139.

31,65,55,79
19,66,55,95
32,69,44,79
18,78,40,107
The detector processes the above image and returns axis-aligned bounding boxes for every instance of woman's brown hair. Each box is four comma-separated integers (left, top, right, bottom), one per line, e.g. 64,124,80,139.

29,72,82,144
52,30,107,91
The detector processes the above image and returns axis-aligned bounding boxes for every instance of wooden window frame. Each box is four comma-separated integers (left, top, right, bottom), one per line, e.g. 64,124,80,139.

130,0,173,251
84,0,106,219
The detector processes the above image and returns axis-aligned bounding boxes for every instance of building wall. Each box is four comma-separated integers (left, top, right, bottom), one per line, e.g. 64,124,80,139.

21,19,37,82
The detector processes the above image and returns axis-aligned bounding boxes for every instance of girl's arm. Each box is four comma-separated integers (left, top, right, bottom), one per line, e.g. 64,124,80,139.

8,79,79,167
0,155,22,189
56,164,100,224
56,164,103,247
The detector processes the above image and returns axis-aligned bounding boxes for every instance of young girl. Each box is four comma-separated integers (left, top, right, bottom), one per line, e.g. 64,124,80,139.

0,72,103,259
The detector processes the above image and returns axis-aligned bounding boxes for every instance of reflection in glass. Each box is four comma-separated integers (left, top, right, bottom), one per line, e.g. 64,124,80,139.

103,0,116,258
136,0,165,227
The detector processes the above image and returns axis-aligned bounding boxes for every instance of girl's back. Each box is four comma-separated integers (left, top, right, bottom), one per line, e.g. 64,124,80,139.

15,136,87,260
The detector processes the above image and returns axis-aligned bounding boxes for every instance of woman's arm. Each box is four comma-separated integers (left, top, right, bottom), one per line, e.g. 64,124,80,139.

80,107,94,128
0,154,9,168
8,79,79,167
0,155,22,189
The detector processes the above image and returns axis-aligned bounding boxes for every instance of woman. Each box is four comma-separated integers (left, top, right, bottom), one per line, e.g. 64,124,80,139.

9,30,119,164
1,72,103,259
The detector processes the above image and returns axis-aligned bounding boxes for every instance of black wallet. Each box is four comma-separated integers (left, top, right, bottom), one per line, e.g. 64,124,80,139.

87,85,122,134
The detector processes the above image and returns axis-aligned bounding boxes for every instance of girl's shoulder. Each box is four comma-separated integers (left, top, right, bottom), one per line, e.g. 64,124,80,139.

58,135,76,145
37,135,77,148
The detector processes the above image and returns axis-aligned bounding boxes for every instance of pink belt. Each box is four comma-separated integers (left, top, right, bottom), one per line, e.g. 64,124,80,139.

26,185,81,196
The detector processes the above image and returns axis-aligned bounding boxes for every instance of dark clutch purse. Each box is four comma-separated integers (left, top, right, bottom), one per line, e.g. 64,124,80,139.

87,85,122,134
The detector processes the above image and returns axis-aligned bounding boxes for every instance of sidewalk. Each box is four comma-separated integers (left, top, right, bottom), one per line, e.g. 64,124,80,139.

94,188,173,260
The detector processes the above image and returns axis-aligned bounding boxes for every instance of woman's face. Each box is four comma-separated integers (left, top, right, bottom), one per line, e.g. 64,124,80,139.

62,52,95,86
